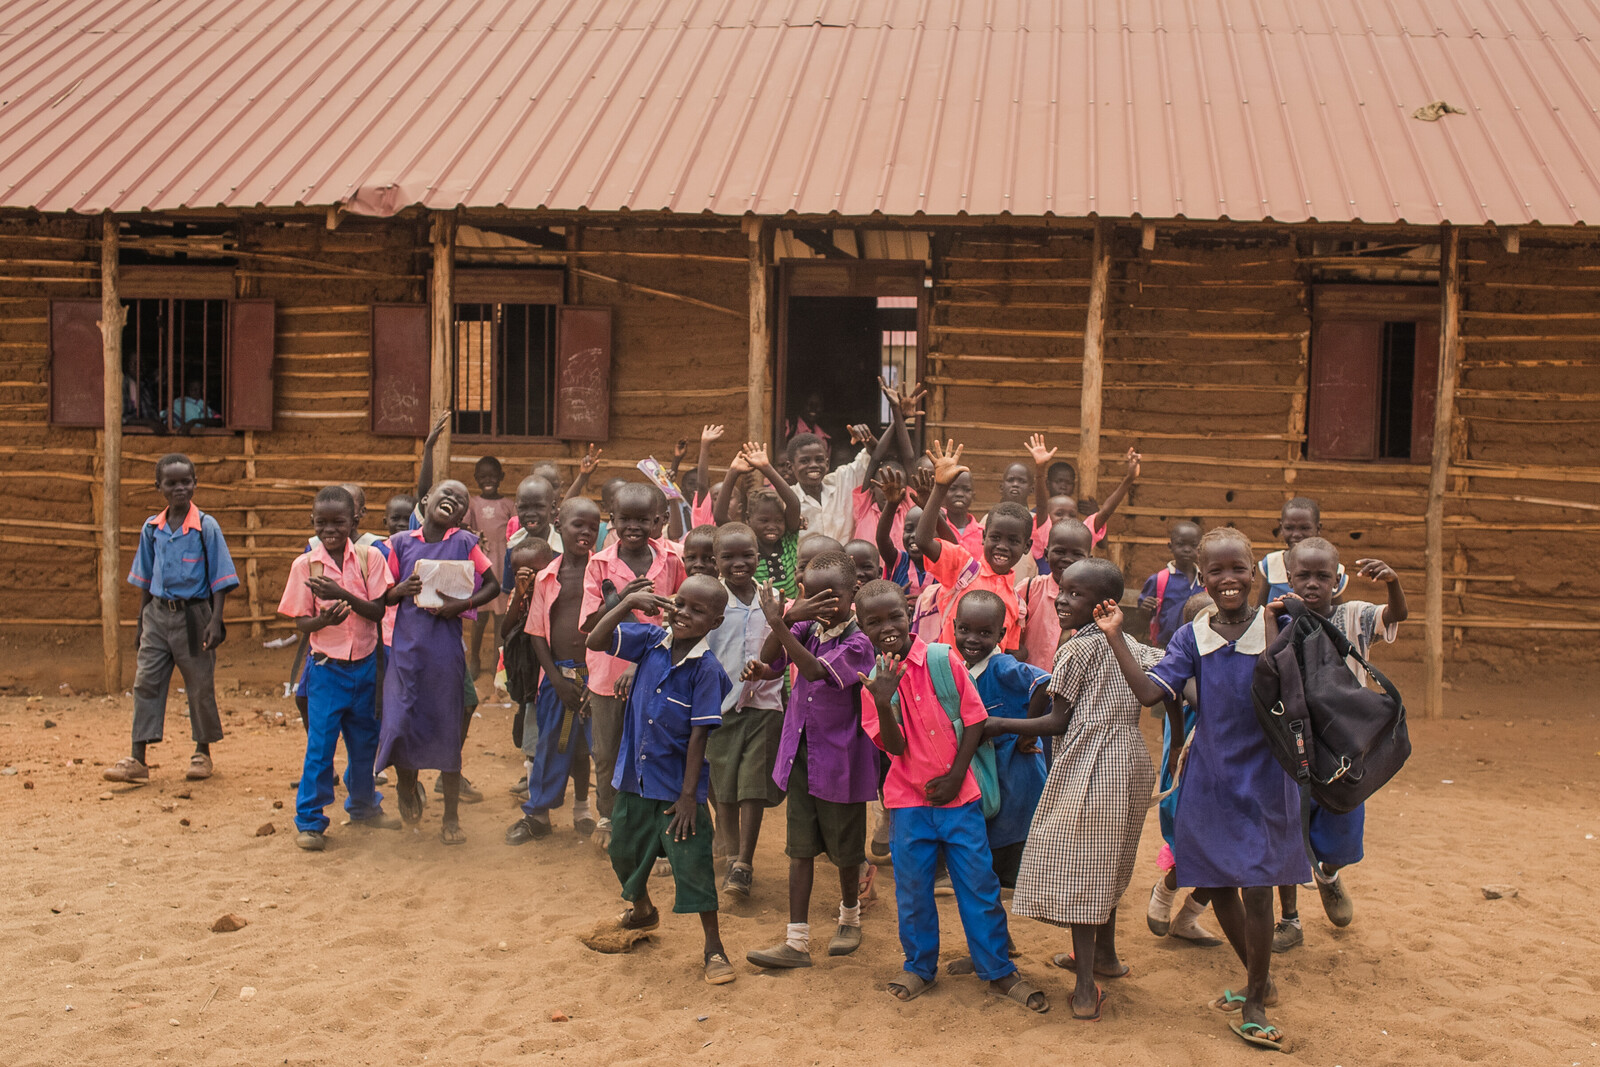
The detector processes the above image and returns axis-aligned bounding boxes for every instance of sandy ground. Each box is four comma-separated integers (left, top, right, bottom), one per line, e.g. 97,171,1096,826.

1,630,1597,1067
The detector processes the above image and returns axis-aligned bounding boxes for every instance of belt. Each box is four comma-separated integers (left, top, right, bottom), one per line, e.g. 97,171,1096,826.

152,596,210,656
311,651,374,667
155,596,208,612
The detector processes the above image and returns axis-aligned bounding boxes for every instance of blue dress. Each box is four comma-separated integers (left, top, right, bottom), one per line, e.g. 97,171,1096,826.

972,653,1049,850
377,528,484,773
1148,612,1311,890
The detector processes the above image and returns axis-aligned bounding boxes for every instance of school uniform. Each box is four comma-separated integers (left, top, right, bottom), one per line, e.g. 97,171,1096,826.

1259,550,1348,603
580,539,687,822
518,557,592,815
1140,562,1205,648
1027,510,1106,572
791,448,871,543
127,503,239,746
969,650,1050,887
296,532,386,700
1013,571,1063,672
605,623,731,914
923,540,1023,652
771,619,879,866
703,585,786,808
886,548,928,598
277,540,393,833
861,636,1015,985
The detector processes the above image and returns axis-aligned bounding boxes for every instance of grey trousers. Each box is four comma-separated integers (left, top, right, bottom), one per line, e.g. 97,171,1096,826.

588,693,625,819
132,598,224,746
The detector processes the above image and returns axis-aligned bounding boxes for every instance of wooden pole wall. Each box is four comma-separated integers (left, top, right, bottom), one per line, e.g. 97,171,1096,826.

429,211,456,485
1425,225,1463,718
1077,219,1111,500
98,212,124,693
747,219,773,443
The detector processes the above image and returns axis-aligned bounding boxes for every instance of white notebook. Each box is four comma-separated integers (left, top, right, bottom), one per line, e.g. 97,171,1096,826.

413,559,475,608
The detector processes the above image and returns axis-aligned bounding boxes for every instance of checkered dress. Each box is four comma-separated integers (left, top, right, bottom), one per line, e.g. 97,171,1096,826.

1011,628,1163,926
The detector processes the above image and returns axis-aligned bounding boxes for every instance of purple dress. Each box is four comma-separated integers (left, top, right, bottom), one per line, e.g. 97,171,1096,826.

377,528,489,773
1148,612,1312,890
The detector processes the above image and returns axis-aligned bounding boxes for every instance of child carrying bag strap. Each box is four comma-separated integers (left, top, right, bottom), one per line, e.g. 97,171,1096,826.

882,642,1002,820
1148,567,1173,644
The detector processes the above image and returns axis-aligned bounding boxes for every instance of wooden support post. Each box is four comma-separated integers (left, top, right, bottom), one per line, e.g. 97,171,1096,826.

242,431,265,639
747,218,774,443
1425,225,1464,719
429,211,456,486
1078,219,1112,501
98,212,125,693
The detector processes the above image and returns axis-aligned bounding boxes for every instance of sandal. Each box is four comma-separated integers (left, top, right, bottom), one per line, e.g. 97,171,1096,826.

616,906,660,932
887,973,936,1002
438,821,466,845
994,977,1050,1014
1071,984,1107,1021
397,780,424,823
1212,987,1279,1012
1052,953,1130,979
1231,1020,1287,1051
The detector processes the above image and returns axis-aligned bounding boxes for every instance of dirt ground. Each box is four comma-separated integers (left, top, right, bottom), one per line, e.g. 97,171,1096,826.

1,628,1596,1067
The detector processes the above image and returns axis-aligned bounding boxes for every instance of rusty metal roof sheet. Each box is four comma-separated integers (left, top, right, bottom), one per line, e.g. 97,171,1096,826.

3,0,1599,225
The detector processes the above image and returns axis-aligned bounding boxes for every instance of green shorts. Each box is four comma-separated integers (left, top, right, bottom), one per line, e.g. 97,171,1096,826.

608,791,718,914
784,738,867,867
706,706,785,807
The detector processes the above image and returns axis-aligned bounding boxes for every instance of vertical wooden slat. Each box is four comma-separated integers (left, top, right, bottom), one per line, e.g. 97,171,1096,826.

747,218,773,444
429,211,456,483
1425,225,1463,719
1077,219,1111,501
99,213,125,693
243,431,265,639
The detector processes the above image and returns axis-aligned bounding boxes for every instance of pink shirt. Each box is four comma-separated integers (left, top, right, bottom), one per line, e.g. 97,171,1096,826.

277,540,393,660
690,495,716,529
1030,510,1107,558
852,487,909,552
947,512,985,558
521,556,564,640
580,539,686,696
861,636,987,809
925,540,1022,652
1015,572,1063,671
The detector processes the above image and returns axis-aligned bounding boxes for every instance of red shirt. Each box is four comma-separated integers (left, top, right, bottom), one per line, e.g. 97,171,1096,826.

924,539,1022,652
860,636,987,809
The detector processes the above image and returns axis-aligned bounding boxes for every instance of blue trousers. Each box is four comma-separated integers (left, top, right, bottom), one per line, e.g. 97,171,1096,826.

522,665,592,816
1309,800,1365,868
890,802,1015,983
296,654,384,833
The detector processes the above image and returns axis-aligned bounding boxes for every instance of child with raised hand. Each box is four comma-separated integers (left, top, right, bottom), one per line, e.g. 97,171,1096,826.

104,454,239,786
688,425,725,528
276,485,401,850
505,497,603,845
1095,528,1303,1052
1025,446,1140,571
585,574,737,986
582,482,688,847
1268,538,1408,953
1001,559,1163,1020
872,466,927,596
380,480,502,845
914,440,1032,654
561,445,602,501
746,553,879,969
787,403,876,543
466,456,517,679
1139,520,1204,648
715,442,802,597
851,378,924,546
703,523,787,896
1257,496,1346,607
854,581,1049,1013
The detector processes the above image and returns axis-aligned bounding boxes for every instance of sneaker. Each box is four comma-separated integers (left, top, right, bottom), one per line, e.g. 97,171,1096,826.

827,924,862,956
350,811,403,831
593,816,612,849
102,757,149,784
703,952,737,985
723,862,753,898
1315,868,1354,927
185,752,214,780
508,777,530,799
746,942,812,969
296,830,327,851
1271,918,1303,953
652,857,672,878
573,809,597,837
933,873,954,898
375,771,390,785
1169,896,1224,946
435,775,484,803
1146,880,1176,936
505,814,552,845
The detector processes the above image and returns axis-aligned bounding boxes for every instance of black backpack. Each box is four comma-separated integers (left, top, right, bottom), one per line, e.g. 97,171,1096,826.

1251,600,1410,818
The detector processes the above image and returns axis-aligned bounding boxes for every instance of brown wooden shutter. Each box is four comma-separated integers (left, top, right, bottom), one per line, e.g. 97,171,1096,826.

227,299,275,430
553,306,611,441
1410,320,1442,461
370,303,431,435
1307,320,1381,461
49,299,105,427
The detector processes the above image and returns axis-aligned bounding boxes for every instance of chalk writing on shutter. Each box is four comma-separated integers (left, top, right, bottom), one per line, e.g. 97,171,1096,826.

554,307,611,441
370,303,430,435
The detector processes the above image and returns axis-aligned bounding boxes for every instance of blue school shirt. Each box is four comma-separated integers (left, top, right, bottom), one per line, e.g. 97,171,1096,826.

970,650,1050,849
607,622,731,803
128,504,239,601
888,549,927,592
1139,562,1205,648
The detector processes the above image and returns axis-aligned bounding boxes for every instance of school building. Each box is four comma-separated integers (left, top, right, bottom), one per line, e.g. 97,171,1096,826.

2,1,1597,713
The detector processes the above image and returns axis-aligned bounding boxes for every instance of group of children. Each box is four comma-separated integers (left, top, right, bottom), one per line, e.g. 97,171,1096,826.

102,381,1410,1050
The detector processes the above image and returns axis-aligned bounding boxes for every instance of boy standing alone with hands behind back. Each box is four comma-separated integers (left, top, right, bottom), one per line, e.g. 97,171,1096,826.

105,454,239,785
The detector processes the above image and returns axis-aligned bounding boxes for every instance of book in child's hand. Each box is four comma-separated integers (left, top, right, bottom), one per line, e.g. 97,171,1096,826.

413,559,475,608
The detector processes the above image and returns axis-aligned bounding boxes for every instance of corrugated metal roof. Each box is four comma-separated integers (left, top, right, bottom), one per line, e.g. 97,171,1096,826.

3,0,1600,224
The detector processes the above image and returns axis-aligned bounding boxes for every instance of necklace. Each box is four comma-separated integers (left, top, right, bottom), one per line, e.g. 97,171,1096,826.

1214,605,1253,626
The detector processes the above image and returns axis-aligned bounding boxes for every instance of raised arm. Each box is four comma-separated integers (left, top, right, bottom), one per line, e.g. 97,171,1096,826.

1088,448,1141,536
873,467,908,571
416,410,449,502
1355,558,1410,626
754,582,835,682
744,442,802,532
713,448,751,526
1092,600,1168,706
879,376,925,469
861,654,908,756
912,439,968,564
692,424,724,505
565,444,603,500
1025,434,1058,530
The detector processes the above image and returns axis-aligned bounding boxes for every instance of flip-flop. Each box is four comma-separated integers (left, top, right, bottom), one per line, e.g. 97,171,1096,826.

1212,987,1279,1012
887,973,936,1002
438,822,466,845
1052,953,1131,979
1071,984,1106,1021
1230,1021,1287,1051
397,781,424,823
616,906,660,932
994,977,1050,1014
858,862,878,903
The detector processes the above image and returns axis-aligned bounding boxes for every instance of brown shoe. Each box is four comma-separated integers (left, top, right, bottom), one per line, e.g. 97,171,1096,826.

185,752,214,781
102,757,149,783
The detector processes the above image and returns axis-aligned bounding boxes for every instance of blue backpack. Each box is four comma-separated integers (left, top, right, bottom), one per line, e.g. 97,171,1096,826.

885,643,1002,819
